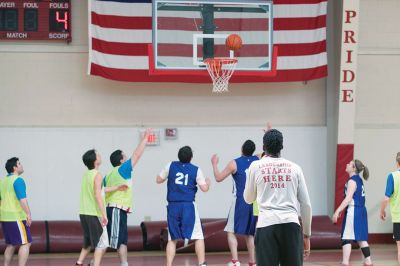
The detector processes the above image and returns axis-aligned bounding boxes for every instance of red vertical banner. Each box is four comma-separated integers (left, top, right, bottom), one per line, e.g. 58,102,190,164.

335,0,360,209
335,144,354,209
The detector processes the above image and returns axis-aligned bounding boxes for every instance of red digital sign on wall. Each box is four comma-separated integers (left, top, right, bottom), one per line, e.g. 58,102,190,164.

0,0,71,41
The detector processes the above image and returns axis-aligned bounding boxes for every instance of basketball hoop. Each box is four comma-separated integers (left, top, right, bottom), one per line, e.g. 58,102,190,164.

204,58,238,93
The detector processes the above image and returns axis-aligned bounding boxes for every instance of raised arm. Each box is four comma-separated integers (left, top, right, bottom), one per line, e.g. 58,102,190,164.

256,122,272,158
131,128,151,168
263,122,272,133
94,173,107,226
332,179,356,223
211,154,236,182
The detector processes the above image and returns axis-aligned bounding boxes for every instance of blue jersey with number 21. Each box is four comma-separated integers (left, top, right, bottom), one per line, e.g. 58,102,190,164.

167,161,199,202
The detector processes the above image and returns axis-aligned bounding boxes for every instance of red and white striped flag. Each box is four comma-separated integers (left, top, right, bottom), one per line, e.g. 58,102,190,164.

89,0,327,83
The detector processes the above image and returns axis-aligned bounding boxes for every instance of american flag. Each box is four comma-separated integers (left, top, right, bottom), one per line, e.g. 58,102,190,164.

88,0,327,83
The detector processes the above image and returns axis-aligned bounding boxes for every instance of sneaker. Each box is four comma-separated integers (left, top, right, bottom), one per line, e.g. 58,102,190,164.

198,263,207,266
248,263,256,266
227,261,241,266
339,263,349,266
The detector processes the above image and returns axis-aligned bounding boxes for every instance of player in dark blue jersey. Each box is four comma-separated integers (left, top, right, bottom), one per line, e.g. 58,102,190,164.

157,146,210,266
211,140,258,266
332,159,373,266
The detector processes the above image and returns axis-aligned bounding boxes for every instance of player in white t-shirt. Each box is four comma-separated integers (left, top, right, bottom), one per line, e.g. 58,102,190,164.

244,129,312,266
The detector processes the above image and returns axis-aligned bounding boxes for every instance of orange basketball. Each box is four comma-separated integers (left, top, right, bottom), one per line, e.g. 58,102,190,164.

225,34,243,51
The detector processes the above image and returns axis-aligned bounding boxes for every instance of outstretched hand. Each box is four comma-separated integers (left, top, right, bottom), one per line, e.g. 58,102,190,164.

263,122,272,133
211,154,219,165
142,128,152,141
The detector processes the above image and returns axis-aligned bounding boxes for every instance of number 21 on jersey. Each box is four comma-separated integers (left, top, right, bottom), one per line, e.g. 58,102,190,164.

175,172,188,186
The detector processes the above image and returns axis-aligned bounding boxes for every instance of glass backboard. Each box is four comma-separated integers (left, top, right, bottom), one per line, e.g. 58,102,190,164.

152,0,273,72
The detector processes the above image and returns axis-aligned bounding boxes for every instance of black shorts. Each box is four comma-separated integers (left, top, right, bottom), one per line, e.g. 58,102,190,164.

79,214,109,249
106,207,128,249
394,223,400,241
255,222,303,266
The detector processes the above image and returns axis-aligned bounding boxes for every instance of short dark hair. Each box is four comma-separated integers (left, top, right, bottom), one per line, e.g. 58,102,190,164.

178,146,192,163
242,140,256,156
110,150,123,167
5,157,19,174
83,149,97,170
263,129,283,156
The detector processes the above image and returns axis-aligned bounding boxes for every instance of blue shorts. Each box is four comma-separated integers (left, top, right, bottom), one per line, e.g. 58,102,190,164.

341,205,368,241
2,220,32,246
167,202,204,240
224,196,257,236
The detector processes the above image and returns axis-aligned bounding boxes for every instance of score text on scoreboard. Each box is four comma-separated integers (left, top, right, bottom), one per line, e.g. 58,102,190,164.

0,0,71,41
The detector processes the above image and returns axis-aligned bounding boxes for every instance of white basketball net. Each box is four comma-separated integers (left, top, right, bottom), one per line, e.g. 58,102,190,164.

204,58,238,93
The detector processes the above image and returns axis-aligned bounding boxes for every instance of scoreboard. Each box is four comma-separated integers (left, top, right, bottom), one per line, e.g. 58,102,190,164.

0,0,71,41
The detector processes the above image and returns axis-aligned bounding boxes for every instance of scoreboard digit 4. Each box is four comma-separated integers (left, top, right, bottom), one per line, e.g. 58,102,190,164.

0,0,71,41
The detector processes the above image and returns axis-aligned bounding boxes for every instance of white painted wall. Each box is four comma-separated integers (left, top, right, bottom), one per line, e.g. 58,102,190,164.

355,0,400,233
0,127,327,226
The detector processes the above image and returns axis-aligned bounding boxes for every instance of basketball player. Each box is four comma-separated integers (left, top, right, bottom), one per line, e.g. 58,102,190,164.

244,129,312,266
380,152,400,264
75,149,109,266
156,146,211,266
104,129,150,266
251,122,273,219
0,157,32,266
211,140,258,266
332,160,373,266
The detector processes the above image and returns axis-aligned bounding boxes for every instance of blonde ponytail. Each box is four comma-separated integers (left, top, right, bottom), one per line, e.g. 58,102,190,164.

354,159,369,181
